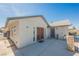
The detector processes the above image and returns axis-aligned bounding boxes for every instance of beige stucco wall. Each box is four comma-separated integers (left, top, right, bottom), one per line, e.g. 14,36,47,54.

55,26,68,39
5,20,20,47
66,35,75,52
16,17,50,48
45,27,50,39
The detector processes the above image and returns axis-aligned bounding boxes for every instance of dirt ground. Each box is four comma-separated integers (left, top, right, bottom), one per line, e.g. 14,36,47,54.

0,37,15,56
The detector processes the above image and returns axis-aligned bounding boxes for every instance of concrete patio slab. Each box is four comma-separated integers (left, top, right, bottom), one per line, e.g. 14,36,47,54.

14,39,75,56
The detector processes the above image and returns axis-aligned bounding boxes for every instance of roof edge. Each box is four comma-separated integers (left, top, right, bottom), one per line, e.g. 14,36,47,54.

5,15,49,27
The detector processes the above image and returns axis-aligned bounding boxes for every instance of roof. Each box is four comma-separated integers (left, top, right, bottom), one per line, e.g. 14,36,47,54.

50,20,71,27
5,15,49,27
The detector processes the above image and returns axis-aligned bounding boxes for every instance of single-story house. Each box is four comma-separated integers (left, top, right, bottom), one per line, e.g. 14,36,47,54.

4,15,50,48
50,20,71,40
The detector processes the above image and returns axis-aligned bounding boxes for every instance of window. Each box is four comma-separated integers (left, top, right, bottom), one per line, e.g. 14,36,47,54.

11,26,16,37
13,26,16,32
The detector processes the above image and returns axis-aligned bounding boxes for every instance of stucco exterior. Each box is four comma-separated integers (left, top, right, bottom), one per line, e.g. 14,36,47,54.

18,17,50,48
5,16,50,48
54,26,68,39
5,20,20,47
50,20,71,40
5,16,71,48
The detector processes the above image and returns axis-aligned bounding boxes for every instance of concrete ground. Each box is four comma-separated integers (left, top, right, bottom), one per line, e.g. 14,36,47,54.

0,36,79,56
14,38,76,56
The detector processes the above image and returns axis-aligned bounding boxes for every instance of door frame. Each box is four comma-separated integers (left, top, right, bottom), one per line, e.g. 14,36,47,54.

37,27,44,42
6,31,10,39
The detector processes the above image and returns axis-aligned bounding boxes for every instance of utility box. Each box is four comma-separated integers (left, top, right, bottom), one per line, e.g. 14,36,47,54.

66,35,75,52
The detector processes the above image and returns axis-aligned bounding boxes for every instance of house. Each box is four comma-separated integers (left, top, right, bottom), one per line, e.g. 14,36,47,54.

4,15,50,48
50,20,71,40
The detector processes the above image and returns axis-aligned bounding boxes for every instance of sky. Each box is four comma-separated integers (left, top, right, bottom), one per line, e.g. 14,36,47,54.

0,3,79,28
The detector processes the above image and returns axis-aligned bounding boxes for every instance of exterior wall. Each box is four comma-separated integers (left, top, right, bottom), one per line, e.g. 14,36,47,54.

5,20,20,47
45,27,50,39
17,17,49,48
66,35,75,52
55,26,68,39
19,25,35,48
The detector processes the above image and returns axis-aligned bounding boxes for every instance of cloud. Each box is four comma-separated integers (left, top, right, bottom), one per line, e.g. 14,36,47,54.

0,4,24,16
10,5,26,16
0,4,42,17
11,5,21,16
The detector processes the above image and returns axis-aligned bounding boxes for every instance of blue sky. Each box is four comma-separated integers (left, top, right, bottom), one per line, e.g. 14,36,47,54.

0,3,79,28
